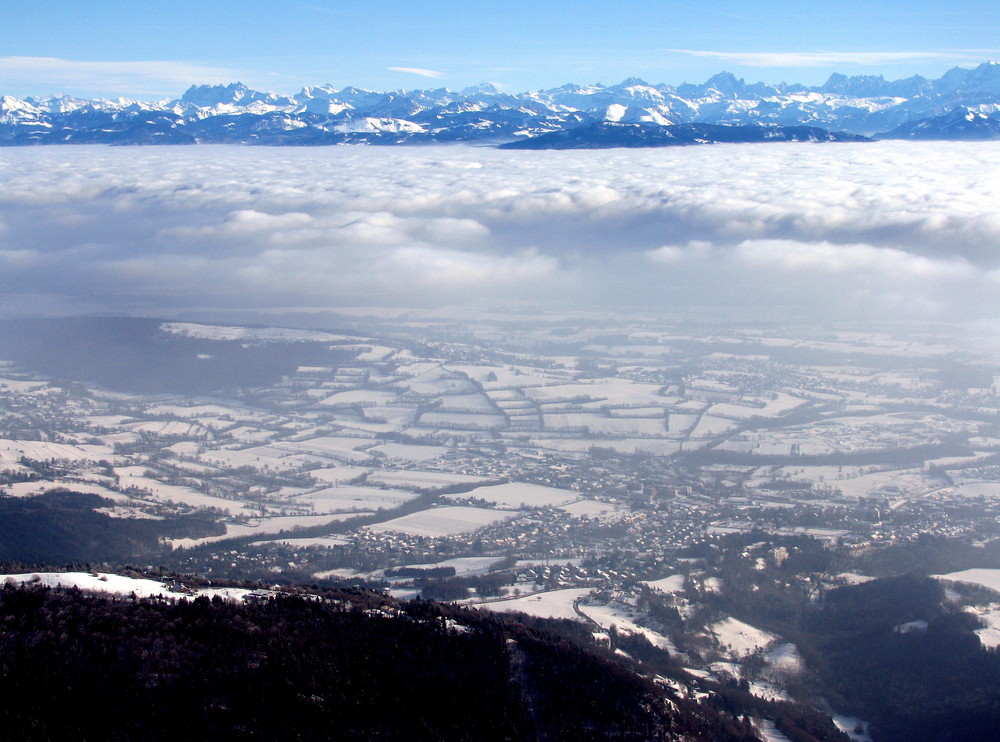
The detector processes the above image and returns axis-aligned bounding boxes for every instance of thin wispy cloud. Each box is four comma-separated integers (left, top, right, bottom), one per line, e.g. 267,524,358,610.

387,66,445,79
669,49,1000,68
0,56,242,97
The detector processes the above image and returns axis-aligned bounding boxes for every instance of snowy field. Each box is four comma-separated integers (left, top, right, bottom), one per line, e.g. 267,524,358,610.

541,412,666,437
765,643,805,676
934,568,1000,593
115,466,259,516
144,403,263,420
757,720,794,742
364,470,490,491
577,600,676,652
689,415,740,439
274,436,375,456
513,558,584,569
965,604,1000,649
170,512,371,548
198,446,301,471
748,465,933,500
418,411,507,429
124,420,209,438
446,482,578,509
390,556,506,577
367,506,519,537
369,442,449,462
667,413,699,435
445,363,568,390
482,588,593,621
560,499,628,520
708,617,778,658
296,485,417,513
830,713,873,742
523,381,668,408
436,393,497,412
951,483,1000,499
309,466,371,484
2,480,131,503
707,393,807,420
0,571,254,602
531,437,681,456
642,574,686,593
319,389,400,407
251,536,351,549
160,322,355,343
0,439,112,463
0,377,48,392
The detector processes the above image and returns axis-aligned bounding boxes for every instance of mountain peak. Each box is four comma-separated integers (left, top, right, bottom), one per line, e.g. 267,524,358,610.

818,73,889,97
5,63,1000,145
461,83,502,96
702,71,747,97
937,62,1000,95
181,82,263,107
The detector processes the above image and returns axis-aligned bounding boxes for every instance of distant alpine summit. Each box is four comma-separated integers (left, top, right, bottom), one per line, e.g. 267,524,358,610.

2,62,1000,146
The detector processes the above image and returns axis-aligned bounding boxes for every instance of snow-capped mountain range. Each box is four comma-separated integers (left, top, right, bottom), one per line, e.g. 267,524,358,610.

3,62,1000,146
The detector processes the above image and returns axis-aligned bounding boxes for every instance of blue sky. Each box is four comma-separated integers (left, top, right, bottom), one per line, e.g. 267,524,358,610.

2,0,999,98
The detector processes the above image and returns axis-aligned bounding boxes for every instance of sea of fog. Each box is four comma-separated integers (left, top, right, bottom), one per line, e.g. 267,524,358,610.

1,142,999,329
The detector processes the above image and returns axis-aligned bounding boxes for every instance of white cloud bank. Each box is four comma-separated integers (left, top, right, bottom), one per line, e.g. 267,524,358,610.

0,142,998,322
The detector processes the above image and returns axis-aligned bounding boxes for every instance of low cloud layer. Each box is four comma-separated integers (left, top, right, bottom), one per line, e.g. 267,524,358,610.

1,142,999,324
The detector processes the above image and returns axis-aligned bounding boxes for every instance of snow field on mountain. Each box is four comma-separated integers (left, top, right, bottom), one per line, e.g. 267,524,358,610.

708,617,778,658
765,643,805,676
577,600,677,653
0,572,254,602
481,587,593,621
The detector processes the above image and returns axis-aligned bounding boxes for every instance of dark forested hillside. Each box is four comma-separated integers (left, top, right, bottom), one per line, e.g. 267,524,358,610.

0,490,221,563
0,585,759,742
679,532,1000,742
800,575,1000,742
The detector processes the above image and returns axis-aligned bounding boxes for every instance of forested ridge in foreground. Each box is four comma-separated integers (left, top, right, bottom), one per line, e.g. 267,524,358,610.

0,584,767,742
